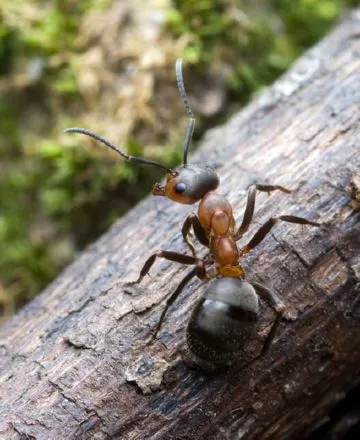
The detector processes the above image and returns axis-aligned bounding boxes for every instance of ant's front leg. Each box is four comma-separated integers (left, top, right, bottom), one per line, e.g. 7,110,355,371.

181,214,209,257
125,250,207,286
235,184,291,240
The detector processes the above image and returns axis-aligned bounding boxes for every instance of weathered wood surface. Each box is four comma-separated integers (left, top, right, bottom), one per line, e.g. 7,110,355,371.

1,11,360,440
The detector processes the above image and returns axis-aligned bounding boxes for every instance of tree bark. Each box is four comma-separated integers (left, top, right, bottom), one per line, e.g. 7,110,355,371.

1,10,360,440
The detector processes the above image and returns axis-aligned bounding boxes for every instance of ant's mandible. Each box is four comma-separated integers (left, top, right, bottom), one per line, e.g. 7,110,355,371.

66,59,320,368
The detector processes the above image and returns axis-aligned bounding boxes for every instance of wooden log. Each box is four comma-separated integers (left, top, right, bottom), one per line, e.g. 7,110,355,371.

1,10,360,440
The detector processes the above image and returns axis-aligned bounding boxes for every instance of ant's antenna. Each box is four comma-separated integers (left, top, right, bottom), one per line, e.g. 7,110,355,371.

64,128,174,174
176,59,195,167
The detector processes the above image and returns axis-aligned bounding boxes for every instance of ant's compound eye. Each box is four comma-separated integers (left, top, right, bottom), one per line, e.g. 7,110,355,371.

175,182,187,194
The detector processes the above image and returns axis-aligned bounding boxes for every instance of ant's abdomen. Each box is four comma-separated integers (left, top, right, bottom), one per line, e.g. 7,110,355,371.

187,278,259,365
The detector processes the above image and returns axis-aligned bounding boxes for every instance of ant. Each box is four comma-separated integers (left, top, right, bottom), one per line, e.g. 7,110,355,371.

65,59,320,368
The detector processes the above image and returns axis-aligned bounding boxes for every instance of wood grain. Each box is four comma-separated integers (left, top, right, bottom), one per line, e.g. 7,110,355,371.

1,10,360,440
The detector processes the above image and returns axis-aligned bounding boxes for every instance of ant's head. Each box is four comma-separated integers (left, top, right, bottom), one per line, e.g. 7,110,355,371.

152,164,219,204
65,59,219,205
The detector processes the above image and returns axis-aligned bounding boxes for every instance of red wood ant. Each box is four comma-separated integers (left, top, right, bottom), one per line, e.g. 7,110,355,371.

66,59,319,367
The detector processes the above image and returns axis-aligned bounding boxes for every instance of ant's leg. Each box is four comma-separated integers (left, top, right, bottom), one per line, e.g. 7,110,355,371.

235,184,291,240
256,184,291,194
235,282,286,371
182,214,209,257
151,259,208,339
251,282,286,356
241,215,320,255
125,251,202,286
152,269,198,339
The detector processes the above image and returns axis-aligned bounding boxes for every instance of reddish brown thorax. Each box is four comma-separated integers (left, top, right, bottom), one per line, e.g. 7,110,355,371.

211,237,239,266
198,192,235,235
198,191,243,278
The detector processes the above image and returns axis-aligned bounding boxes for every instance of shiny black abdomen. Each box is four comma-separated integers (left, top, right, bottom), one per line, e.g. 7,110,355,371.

187,278,259,365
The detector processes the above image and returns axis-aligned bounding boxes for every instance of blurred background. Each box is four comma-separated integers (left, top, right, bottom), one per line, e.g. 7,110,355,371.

0,0,358,319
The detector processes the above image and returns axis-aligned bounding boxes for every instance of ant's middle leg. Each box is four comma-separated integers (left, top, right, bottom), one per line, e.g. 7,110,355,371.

182,214,209,257
235,184,291,240
240,215,320,255
125,250,207,286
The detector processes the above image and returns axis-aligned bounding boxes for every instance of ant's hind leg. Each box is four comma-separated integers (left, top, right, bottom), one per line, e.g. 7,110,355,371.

125,251,202,286
235,184,291,240
152,269,197,340
252,282,287,357
236,282,287,373
151,255,208,339
182,214,209,257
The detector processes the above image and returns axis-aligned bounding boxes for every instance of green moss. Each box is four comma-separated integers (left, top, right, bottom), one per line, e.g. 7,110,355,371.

0,22,19,74
21,0,111,55
0,102,22,152
167,0,357,105
23,9,76,54
52,65,80,98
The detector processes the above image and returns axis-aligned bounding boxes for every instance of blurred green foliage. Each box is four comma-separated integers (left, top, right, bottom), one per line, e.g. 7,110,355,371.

167,0,358,105
0,0,358,316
